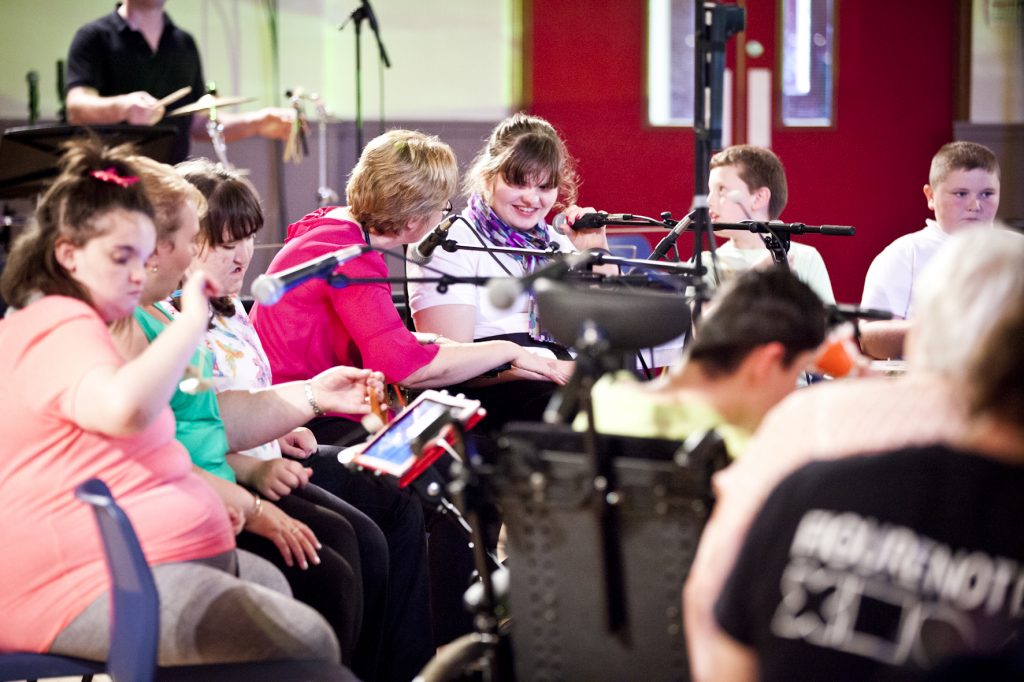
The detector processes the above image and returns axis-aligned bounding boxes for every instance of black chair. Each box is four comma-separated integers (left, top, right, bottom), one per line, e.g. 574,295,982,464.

0,479,355,682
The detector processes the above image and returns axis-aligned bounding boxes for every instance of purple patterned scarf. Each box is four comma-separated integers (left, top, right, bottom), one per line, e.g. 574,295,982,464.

467,193,555,342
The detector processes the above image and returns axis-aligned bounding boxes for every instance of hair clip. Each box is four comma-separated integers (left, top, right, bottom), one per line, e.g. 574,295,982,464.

90,167,139,188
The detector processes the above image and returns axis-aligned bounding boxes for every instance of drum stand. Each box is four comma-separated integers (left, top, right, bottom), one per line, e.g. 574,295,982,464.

409,422,514,682
312,94,339,207
205,112,231,169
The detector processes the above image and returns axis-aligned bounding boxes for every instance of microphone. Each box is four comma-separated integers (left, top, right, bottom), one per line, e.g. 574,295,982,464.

26,71,39,125
711,221,855,236
569,212,608,229
720,192,854,235
649,210,696,261
827,304,894,322
251,245,366,306
56,60,67,122
408,214,458,265
553,212,637,231
487,251,595,310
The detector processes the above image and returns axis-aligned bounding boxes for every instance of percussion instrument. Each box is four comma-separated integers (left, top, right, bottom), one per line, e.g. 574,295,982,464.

167,94,255,117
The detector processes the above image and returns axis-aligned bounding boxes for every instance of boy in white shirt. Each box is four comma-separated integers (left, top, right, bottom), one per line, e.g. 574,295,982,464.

859,141,1000,358
704,145,835,304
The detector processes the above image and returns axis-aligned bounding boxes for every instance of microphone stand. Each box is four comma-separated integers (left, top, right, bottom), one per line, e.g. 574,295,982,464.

324,272,492,296
546,321,629,634
710,220,855,270
439,240,704,278
710,221,856,236
690,2,746,324
439,241,571,259
339,0,391,158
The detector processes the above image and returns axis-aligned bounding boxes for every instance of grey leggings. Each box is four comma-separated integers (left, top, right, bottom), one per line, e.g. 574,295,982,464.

49,549,341,665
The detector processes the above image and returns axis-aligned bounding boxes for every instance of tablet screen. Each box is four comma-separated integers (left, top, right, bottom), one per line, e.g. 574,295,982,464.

351,391,483,478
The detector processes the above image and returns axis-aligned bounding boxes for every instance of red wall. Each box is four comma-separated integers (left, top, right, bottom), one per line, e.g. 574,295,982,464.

527,0,957,303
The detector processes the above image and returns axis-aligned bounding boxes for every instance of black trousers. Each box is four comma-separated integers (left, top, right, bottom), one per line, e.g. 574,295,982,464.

303,442,436,682
307,416,508,649
234,487,362,667
289,482,390,682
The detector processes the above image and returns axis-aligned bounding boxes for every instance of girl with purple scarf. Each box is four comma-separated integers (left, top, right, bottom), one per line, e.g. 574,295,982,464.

406,113,614,429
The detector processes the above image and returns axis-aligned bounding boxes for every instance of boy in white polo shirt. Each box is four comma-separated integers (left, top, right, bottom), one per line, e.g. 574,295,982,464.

704,145,835,304
859,141,1000,358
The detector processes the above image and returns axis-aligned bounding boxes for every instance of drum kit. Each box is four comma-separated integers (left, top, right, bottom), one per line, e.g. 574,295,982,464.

163,87,257,170
0,83,337,268
162,86,335,206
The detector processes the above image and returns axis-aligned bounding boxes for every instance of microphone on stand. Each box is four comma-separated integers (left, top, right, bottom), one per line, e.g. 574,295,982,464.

649,209,696,260
827,304,894,322
408,214,459,265
56,60,67,123
553,212,637,231
26,71,39,125
487,251,595,310
251,245,367,306
568,212,608,230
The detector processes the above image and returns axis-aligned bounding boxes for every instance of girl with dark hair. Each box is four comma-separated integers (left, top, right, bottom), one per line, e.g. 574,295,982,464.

177,158,436,682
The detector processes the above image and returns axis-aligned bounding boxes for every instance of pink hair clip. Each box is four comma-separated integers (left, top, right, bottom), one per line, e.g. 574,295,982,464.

90,166,139,188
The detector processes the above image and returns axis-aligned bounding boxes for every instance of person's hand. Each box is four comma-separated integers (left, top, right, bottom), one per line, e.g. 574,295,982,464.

176,269,221,329
511,352,575,385
563,204,611,251
251,458,312,500
245,499,321,569
119,91,165,126
278,427,318,459
225,503,246,535
256,107,297,140
310,367,386,415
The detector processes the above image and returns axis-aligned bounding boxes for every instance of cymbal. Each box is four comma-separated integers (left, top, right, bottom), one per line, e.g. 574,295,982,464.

167,94,256,117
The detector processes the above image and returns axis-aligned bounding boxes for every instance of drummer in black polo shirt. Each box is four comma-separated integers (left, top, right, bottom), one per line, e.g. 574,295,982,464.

66,0,293,163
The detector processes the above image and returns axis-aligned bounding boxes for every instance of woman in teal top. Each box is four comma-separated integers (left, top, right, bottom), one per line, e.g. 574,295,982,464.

133,302,233,481
111,154,386,671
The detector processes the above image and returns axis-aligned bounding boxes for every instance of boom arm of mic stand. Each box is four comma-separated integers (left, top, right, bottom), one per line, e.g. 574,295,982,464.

590,214,671,228
325,273,492,295
712,221,856,236
360,0,392,67
589,251,704,278
440,241,571,259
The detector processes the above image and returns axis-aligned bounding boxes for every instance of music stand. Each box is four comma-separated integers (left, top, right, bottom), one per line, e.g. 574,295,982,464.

497,422,727,682
0,124,177,200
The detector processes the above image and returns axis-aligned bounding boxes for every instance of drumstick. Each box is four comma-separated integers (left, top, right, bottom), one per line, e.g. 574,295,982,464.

158,86,192,109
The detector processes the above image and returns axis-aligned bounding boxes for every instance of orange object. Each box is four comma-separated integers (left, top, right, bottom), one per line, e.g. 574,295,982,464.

816,338,855,377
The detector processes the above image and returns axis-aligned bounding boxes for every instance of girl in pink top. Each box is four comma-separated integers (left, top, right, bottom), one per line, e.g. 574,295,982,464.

0,139,345,669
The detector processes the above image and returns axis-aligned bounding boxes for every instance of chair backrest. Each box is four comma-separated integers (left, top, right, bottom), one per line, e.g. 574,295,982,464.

607,234,653,261
75,479,158,682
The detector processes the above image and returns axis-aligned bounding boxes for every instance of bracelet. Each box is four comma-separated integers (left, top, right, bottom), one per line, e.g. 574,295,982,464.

304,379,325,418
430,333,443,345
250,492,263,518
